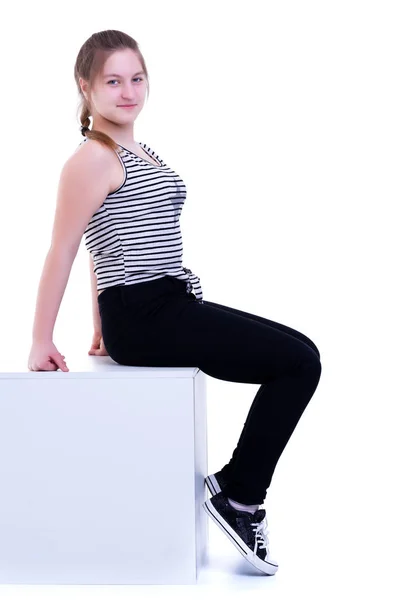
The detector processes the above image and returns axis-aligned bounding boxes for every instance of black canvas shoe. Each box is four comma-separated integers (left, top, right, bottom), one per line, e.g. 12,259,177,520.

203,491,279,575
204,470,228,496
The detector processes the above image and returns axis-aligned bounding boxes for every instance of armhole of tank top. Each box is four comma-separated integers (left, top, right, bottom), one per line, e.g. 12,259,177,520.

79,138,127,195
108,148,128,195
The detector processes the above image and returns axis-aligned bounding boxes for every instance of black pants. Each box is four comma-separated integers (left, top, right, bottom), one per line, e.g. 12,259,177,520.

98,276,322,505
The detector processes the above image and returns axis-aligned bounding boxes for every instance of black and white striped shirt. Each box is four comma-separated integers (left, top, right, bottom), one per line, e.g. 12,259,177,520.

80,138,203,300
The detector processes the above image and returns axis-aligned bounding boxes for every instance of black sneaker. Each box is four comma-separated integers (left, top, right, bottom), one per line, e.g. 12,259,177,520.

204,470,228,496
203,491,279,575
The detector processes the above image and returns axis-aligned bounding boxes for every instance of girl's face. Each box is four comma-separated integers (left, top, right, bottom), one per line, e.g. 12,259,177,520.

80,48,148,129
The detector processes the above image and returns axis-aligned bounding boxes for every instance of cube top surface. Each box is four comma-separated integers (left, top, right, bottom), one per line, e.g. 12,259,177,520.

0,356,201,378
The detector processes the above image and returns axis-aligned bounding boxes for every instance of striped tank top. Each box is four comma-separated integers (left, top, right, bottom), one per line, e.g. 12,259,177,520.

79,138,203,300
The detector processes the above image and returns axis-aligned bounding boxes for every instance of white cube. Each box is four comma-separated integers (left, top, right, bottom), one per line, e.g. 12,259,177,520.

0,357,209,584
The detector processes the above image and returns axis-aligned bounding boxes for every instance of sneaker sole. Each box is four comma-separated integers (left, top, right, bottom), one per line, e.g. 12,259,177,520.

202,497,279,576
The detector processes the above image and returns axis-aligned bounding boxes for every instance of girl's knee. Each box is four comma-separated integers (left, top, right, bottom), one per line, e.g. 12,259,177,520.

304,336,320,360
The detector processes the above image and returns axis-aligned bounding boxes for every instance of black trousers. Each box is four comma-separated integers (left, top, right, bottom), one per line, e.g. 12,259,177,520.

98,276,322,505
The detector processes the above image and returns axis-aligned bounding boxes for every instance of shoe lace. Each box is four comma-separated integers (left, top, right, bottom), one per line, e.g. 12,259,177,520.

251,515,270,554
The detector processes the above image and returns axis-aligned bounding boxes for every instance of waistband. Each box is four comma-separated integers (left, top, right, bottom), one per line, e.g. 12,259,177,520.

98,275,190,307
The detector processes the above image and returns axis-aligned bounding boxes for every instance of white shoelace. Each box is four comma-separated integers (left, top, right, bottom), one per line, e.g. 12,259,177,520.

251,515,270,554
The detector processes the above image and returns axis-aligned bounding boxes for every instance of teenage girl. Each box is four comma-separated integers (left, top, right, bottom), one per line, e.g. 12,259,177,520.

28,30,322,576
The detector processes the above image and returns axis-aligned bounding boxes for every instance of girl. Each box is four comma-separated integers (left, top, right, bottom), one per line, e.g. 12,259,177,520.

28,29,322,576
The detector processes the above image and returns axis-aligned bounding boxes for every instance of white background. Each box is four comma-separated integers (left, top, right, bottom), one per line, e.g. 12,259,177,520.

0,0,399,597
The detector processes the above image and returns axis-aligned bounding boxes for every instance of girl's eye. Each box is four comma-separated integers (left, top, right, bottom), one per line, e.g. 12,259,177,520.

107,77,143,85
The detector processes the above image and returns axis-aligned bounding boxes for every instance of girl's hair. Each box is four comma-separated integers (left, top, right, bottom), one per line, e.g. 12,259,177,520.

74,29,150,153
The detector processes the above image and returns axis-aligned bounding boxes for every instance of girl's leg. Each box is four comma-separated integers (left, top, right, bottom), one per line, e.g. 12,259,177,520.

202,299,320,359
110,293,322,505
199,299,320,488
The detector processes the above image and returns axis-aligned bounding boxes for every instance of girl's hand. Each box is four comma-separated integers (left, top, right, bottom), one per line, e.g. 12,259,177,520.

88,330,109,356
28,341,69,372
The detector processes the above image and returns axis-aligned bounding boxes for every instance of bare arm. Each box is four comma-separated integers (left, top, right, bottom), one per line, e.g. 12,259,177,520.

32,247,76,342
30,142,112,343
90,253,102,333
